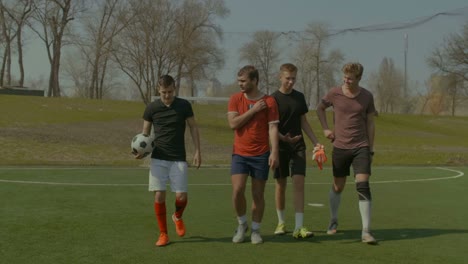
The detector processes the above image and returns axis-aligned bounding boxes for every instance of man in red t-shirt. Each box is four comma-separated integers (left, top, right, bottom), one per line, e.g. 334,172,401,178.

227,65,279,244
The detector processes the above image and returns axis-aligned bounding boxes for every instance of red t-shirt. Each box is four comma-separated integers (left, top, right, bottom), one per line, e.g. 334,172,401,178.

228,92,279,156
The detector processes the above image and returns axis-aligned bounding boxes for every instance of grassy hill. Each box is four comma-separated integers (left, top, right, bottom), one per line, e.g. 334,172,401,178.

1,95,467,166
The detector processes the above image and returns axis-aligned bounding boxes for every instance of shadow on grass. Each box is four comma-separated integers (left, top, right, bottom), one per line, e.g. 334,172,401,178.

308,228,468,245
175,235,233,244
174,228,468,245
176,232,320,244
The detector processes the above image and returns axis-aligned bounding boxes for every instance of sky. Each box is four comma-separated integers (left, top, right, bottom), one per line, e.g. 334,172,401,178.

20,0,468,93
214,0,468,90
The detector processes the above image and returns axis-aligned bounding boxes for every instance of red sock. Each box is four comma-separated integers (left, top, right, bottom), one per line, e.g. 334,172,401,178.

174,198,187,219
154,202,167,233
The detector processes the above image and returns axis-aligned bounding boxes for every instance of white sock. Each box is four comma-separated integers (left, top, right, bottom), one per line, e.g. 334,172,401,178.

359,200,372,233
294,212,304,230
276,209,285,224
329,188,341,222
251,221,261,231
237,215,247,225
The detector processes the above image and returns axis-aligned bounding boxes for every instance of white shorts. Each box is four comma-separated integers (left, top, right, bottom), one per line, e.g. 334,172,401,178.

148,158,188,192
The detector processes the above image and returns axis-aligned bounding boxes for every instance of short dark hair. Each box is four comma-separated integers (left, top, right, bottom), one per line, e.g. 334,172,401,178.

158,75,175,88
237,65,259,85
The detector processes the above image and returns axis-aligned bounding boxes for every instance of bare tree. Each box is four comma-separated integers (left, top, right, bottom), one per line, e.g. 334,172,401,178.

239,30,280,94
173,0,228,97
294,22,344,106
72,0,133,99
2,0,33,87
422,74,462,116
0,2,17,86
368,57,404,113
422,75,451,115
113,0,178,104
427,22,468,82
29,0,85,97
427,22,468,116
113,0,228,104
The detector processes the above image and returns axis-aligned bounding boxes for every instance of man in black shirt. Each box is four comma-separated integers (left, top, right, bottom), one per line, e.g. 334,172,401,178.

135,75,201,247
271,63,323,239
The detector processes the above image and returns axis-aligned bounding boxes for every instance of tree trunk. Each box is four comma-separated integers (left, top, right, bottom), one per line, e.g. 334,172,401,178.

6,41,11,85
175,60,184,96
451,94,456,116
99,56,109,99
49,42,62,97
17,28,25,86
0,48,6,86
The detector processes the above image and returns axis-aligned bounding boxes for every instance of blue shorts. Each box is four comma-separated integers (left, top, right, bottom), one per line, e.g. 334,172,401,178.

231,152,270,181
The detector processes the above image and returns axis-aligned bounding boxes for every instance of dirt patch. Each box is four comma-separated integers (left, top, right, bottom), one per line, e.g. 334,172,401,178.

1,120,141,145
0,120,232,166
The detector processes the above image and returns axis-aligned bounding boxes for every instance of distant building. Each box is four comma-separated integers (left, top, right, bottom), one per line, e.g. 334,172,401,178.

0,86,44,96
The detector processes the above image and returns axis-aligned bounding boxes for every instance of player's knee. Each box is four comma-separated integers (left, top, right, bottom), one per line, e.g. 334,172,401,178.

332,184,345,193
176,193,187,201
356,181,372,201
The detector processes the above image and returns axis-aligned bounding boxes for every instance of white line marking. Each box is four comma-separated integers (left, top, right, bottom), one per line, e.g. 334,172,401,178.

371,167,464,184
0,180,146,186
308,203,324,207
0,167,464,187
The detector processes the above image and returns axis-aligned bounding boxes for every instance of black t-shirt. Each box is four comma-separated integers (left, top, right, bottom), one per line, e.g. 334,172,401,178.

143,97,194,161
271,89,308,151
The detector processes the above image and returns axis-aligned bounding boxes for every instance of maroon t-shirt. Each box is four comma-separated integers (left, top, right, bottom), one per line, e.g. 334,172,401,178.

321,86,376,149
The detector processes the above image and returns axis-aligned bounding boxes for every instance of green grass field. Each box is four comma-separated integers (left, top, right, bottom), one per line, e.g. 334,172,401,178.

1,95,468,263
1,166,467,264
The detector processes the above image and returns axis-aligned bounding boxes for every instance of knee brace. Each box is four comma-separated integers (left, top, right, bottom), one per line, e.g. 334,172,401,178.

356,181,372,201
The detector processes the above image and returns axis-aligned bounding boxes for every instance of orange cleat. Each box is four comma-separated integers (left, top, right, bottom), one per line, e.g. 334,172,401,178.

156,233,170,247
172,214,186,237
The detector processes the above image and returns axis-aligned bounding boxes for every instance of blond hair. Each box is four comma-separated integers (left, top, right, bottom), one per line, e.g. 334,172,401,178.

342,63,364,79
280,63,298,73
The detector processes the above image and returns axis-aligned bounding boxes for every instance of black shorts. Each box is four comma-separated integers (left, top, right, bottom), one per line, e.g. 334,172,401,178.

274,149,306,178
332,147,372,177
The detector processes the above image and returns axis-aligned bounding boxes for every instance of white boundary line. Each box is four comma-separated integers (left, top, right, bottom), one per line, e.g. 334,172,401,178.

0,167,464,187
371,167,464,184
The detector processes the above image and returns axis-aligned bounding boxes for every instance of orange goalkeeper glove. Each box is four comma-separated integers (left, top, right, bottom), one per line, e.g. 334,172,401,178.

312,145,327,170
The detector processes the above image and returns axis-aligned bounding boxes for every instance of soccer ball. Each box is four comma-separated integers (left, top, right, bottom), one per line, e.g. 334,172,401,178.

131,133,155,158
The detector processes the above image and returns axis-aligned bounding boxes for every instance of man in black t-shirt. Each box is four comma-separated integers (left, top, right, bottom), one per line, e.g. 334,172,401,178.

271,63,323,239
135,75,201,247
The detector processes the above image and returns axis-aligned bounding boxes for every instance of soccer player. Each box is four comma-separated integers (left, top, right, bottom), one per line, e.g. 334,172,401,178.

227,65,279,244
271,63,324,239
316,62,377,244
134,74,201,247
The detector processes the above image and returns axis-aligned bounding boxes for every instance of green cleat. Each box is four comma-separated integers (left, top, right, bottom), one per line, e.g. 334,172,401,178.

292,227,314,239
274,223,286,235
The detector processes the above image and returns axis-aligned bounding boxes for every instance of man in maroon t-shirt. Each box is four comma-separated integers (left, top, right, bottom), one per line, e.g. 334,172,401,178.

316,62,377,245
